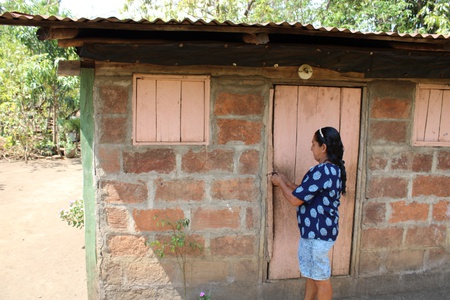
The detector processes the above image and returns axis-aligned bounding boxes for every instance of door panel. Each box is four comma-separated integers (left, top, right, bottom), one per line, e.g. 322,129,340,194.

269,86,361,279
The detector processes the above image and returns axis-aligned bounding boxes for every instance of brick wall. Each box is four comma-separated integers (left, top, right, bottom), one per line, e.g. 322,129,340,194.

94,77,268,299
91,75,450,299
361,81,450,277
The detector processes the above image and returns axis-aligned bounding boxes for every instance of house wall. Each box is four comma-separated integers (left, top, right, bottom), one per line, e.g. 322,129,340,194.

91,65,450,300
354,80,450,294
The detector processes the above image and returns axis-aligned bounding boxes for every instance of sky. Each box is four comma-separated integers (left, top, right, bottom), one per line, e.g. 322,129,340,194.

59,0,126,19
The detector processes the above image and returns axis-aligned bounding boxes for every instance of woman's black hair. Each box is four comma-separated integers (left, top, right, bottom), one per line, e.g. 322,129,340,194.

315,126,347,195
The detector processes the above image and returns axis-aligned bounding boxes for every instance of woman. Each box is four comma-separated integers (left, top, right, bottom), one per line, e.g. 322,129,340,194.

270,126,347,300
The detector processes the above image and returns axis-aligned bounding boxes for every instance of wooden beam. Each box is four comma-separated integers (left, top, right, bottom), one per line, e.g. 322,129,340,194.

37,27,79,40
77,42,450,78
58,60,81,76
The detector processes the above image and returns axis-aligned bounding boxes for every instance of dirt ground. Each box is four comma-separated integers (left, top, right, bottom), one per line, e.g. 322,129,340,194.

0,158,87,300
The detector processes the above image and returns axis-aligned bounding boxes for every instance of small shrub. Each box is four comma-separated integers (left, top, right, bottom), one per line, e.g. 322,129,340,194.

148,217,203,300
59,199,84,229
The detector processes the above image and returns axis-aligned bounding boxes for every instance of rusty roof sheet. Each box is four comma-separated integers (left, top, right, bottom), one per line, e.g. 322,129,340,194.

1,11,449,41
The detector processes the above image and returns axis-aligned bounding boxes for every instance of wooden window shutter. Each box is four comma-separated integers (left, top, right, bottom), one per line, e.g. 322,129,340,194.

413,85,450,146
133,75,210,145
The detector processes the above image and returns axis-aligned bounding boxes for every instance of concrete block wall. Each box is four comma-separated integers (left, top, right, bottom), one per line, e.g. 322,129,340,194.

94,76,270,299
360,81,450,280
90,72,450,299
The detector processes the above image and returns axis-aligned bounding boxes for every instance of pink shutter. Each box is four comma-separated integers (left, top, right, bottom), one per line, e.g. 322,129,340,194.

413,86,450,146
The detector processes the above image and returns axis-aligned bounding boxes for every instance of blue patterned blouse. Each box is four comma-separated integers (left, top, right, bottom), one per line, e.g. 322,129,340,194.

292,163,342,241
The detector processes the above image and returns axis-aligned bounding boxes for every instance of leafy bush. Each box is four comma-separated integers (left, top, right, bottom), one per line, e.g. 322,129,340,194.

59,199,84,229
148,217,203,300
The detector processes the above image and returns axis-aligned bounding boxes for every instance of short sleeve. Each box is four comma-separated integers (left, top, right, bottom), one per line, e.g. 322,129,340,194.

293,166,327,203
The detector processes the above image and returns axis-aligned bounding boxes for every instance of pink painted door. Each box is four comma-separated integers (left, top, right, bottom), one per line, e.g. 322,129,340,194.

268,86,361,279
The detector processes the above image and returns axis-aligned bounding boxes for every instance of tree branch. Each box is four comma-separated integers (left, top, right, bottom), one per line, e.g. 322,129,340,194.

244,0,255,17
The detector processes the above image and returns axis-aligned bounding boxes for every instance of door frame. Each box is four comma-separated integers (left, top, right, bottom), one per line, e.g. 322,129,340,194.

264,83,368,280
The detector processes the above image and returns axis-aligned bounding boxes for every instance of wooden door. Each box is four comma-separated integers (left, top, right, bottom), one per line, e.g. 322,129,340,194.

268,86,361,279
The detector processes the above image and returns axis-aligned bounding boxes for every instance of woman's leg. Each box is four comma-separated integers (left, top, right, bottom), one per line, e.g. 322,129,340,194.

315,278,332,300
304,278,318,300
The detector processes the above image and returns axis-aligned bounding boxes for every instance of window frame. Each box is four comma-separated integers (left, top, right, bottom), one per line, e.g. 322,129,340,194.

412,84,450,147
132,74,211,146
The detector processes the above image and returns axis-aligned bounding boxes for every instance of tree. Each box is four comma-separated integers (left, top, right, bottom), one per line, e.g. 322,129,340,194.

0,0,80,160
122,0,318,23
122,0,450,34
318,0,450,34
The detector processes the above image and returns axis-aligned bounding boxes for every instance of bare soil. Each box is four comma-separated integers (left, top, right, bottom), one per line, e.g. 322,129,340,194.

0,158,87,300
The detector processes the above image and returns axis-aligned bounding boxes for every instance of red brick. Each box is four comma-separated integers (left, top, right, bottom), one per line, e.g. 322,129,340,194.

217,119,262,145
155,178,205,202
101,180,147,204
432,200,450,222
214,93,264,116
100,259,121,285
191,207,240,230
367,177,408,199
188,261,228,284
437,150,450,170
412,153,433,172
413,175,450,197
233,260,259,283
428,247,450,269
106,207,128,229
124,258,177,285
239,149,259,174
246,207,255,229
389,201,429,223
390,153,409,170
132,208,184,232
123,149,176,174
181,148,233,173
369,155,388,171
363,201,386,225
99,85,128,114
406,225,446,247
99,116,127,144
211,235,255,256
211,178,258,201
107,235,148,256
358,251,384,275
385,249,424,272
370,97,411,119
361,228,404,249
103,289,165,299
98,147,120,174
370,121,407,144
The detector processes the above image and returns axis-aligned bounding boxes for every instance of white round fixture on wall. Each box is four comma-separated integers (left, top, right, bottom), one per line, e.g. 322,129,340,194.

298,64,313,80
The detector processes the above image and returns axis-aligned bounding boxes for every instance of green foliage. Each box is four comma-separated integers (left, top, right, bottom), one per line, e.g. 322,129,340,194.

150,217,203,257
318,0,450,34
122,0,450,34
61,117,81,133
123,0,316,23
59,199,84,229
148,216,203,300
0,0,80,160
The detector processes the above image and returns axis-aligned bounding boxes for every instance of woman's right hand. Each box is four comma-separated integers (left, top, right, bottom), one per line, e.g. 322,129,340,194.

270,172,283,187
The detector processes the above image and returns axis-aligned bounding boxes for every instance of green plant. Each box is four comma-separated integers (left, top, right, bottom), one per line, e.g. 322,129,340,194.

61,117,80,134
59,199,84,229
148,217,203,300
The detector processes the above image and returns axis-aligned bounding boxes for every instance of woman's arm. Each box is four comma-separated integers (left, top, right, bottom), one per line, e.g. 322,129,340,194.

271,173,304,207
279,173,298,190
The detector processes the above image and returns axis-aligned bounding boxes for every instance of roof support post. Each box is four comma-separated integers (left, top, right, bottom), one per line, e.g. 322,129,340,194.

80,67,98,300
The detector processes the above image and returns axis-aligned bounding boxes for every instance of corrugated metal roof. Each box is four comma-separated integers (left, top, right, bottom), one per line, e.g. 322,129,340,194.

1,11,449,41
